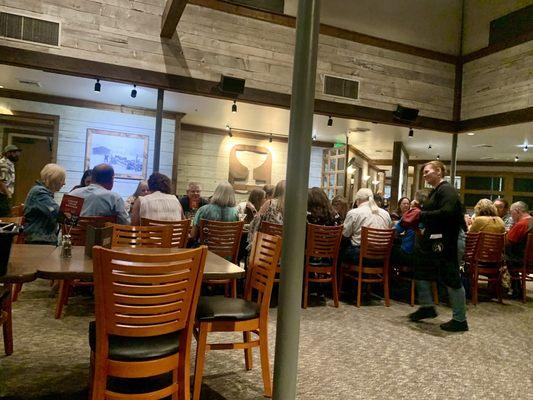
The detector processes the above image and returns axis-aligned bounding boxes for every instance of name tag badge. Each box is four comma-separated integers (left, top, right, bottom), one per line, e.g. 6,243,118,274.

429,234,443,239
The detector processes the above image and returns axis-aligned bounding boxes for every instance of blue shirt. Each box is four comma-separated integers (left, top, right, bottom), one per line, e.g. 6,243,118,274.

70,183,130,225
394,220,416,254
193,204,239,226
23,181,59,244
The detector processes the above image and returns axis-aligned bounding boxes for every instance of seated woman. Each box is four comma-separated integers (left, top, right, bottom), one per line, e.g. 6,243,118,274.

24,163,66,244
236,188,266,224
308,187,340,226
125,180,149,214
468,198,505,234
247,180,285,248
390,197,410,221
131,173,184,225
331,195,349,223
191,181,239,240
69,169,91,192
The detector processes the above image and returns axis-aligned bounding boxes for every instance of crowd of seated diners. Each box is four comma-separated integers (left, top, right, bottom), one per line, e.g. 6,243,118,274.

4,160,532,304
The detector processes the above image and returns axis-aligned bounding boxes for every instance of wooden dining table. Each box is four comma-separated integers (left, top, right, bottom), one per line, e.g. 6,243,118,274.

0,244,246,284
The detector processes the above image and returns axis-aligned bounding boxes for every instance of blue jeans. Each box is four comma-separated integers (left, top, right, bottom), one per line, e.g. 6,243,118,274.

342,244,360,264
416,279,467,322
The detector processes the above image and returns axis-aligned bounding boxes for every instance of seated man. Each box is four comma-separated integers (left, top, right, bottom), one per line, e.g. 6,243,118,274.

70,163,130,225
342,188,392,263
494,198,514,230
178,181,208,219
506,201,532,265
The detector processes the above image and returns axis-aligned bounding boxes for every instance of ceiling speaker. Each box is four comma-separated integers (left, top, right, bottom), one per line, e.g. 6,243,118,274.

219,75,245,95
393,105,419,123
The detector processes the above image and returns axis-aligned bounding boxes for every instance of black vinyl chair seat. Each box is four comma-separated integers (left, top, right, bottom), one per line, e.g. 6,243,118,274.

196,296,260,321
89,321,180,362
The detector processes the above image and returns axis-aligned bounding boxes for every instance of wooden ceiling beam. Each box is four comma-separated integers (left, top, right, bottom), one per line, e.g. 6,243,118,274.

161,0,189,38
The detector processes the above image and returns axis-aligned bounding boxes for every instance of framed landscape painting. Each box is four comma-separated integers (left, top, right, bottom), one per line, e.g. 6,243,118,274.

85,129,149,179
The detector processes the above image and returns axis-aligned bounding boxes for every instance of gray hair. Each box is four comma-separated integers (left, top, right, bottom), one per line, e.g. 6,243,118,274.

355,188,379,213
210,181,236,207
187,181,201,191
510,201,528,214
40,163,66,192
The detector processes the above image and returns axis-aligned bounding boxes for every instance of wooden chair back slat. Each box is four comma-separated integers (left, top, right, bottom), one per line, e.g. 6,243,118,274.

525,233,533,268
306,223,343,259
475,232,505,264
245,233,282,311
93,246,207,337
62,216,117,246
259,221,283,237
360,226,395,261
199,220,244,263
463,231,480,265
110,224,173,248
141,218,191,248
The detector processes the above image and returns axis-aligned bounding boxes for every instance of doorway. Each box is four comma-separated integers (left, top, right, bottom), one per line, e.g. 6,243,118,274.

0,111,59,206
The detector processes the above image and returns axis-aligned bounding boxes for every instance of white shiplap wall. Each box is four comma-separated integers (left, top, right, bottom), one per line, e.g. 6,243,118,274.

0,97,175,198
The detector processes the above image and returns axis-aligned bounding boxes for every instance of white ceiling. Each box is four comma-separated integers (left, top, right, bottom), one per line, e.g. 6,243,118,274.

0,64,530,163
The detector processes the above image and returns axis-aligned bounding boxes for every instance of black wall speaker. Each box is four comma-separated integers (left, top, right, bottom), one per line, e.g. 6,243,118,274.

393,105,419,123
219,75,245,95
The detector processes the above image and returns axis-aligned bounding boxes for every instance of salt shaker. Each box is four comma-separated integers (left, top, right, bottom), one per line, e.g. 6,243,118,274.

61,234,72,258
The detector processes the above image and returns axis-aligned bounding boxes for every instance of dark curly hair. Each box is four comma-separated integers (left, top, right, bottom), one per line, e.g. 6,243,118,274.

307,187,335,223
148,172,172,194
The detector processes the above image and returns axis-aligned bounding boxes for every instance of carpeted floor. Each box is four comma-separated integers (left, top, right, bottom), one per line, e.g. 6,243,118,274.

1,280,532,400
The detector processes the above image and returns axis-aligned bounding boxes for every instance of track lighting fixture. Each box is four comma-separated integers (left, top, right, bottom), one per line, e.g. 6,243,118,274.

312,134,317,141
232,100,237,113
428,144,432,149
437,154,440,160
94,79,101,93
515,156,519,162
130,84,137,98
225,124,232,137
327,116,333,127
408,128,414,138
524,144,528,152
269,133,273,143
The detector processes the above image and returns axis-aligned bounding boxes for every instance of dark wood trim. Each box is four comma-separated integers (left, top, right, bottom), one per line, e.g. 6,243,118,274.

459,107,533,132
409,160,533,168
462,31,533,63
171,114,184,194
161,0,189,38
0,88,183,120
181,123,334,148
453,62,463,123
189,0,457,64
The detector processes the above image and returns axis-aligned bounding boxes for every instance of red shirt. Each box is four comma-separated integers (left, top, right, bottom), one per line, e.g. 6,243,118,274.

507,216,533,245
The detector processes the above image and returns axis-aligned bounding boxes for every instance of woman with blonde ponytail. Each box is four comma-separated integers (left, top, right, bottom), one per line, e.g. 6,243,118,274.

341,188,392,263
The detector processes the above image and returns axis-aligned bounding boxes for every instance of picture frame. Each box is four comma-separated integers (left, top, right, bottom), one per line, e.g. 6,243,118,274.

84,129,149,180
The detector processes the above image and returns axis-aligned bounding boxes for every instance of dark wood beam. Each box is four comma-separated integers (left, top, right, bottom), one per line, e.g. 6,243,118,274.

189,0,458,64
161,0,188,38
0,88,183,120
0,46,458,133
462,31,533,63
459,107,533,132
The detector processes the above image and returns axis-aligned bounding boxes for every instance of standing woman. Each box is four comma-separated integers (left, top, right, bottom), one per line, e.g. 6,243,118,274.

24,163,66,244
409,161,468,332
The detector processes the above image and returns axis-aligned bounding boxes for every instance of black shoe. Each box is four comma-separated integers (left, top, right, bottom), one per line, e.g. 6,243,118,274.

408,307,437,322
440,319,469,332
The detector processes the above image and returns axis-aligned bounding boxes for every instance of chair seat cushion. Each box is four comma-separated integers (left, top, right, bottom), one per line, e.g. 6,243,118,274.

196,296,260,321
88,321,180,362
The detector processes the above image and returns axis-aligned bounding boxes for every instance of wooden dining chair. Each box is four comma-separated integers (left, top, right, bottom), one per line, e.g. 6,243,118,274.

90,245,207,400
463,231,480,272
339,227,395,307
199,219,244,298
1,217,25,302
141,218,191,248
54,216,116,319
0,286,13,355
471,232,505,305
302,223,343,308
507,233,533,303
259,221,283,283
10,204,24,217
192,232,282,400
110,224,173,248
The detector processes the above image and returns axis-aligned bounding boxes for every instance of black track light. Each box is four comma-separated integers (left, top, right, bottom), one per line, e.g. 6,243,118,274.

225,124,232,137
312,134,317,141
131,84,137,98
524,144,528,152
515,155,519,162
408,128,414,138
232,100,237,113
94,79,101,93
428,144,432,149
437,154,440,160
269,133,273,143
327,116,333,127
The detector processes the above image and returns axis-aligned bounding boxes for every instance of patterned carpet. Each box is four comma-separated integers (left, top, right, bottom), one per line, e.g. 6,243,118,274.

1,280,532,400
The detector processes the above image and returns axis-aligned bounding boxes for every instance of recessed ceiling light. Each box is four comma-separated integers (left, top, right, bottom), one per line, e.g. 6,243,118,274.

467,132,475,136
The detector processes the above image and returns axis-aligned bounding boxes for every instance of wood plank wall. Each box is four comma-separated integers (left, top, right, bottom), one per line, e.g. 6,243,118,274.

0,1,455,120
461,40,533,120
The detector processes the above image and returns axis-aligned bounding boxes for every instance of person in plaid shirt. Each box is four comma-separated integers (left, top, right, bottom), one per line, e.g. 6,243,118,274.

0,144,21,217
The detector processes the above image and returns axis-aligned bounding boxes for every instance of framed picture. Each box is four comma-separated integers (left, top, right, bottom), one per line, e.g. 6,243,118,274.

85,129,149,179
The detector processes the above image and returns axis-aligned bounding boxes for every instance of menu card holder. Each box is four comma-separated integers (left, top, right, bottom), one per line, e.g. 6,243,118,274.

85,225,113,258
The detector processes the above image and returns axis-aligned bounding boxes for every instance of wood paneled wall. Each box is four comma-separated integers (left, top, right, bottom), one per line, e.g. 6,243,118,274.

462,40,533,120
0,2,455,120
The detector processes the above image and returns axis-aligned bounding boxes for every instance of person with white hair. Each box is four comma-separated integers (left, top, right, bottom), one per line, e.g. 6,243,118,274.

23,163,66,244
190,181,239,240
342,187,392,263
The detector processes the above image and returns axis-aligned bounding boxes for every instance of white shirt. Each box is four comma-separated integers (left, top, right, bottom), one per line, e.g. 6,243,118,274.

139,191,185,221
343,202,392,246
